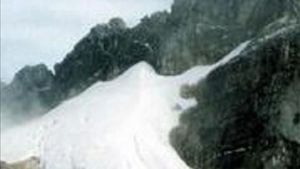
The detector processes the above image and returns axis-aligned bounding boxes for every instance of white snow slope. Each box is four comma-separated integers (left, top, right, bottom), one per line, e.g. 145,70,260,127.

0,41,250,169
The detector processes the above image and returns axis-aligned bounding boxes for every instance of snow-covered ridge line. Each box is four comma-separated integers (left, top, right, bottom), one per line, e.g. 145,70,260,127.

175,40,250,85
1,41,250,169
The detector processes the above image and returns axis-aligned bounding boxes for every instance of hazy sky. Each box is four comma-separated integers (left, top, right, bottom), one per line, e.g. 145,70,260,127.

0,0,173,82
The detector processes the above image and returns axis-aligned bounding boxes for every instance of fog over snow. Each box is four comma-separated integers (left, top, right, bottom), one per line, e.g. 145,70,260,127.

0,0,173,82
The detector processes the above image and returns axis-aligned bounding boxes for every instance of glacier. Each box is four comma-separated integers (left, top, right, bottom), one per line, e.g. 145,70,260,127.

0,41,250,169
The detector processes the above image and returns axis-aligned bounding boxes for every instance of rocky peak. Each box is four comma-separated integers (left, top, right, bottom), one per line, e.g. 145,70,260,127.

12,64,54,91
53,17,158,99
88,17,127,39
109,17,127,31
140,11,169,25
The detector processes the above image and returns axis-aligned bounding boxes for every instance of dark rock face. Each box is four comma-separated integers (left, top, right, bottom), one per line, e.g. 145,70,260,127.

171,26,300,169
1,64,56,122
54,17,160,98
161,0,300,73
172,0,300,27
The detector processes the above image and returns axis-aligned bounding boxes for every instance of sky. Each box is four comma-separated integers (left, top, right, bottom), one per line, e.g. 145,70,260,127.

0,0,173,83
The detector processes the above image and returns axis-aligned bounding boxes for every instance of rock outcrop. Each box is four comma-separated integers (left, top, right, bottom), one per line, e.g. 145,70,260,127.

0,157,40,169
171,25,300,169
